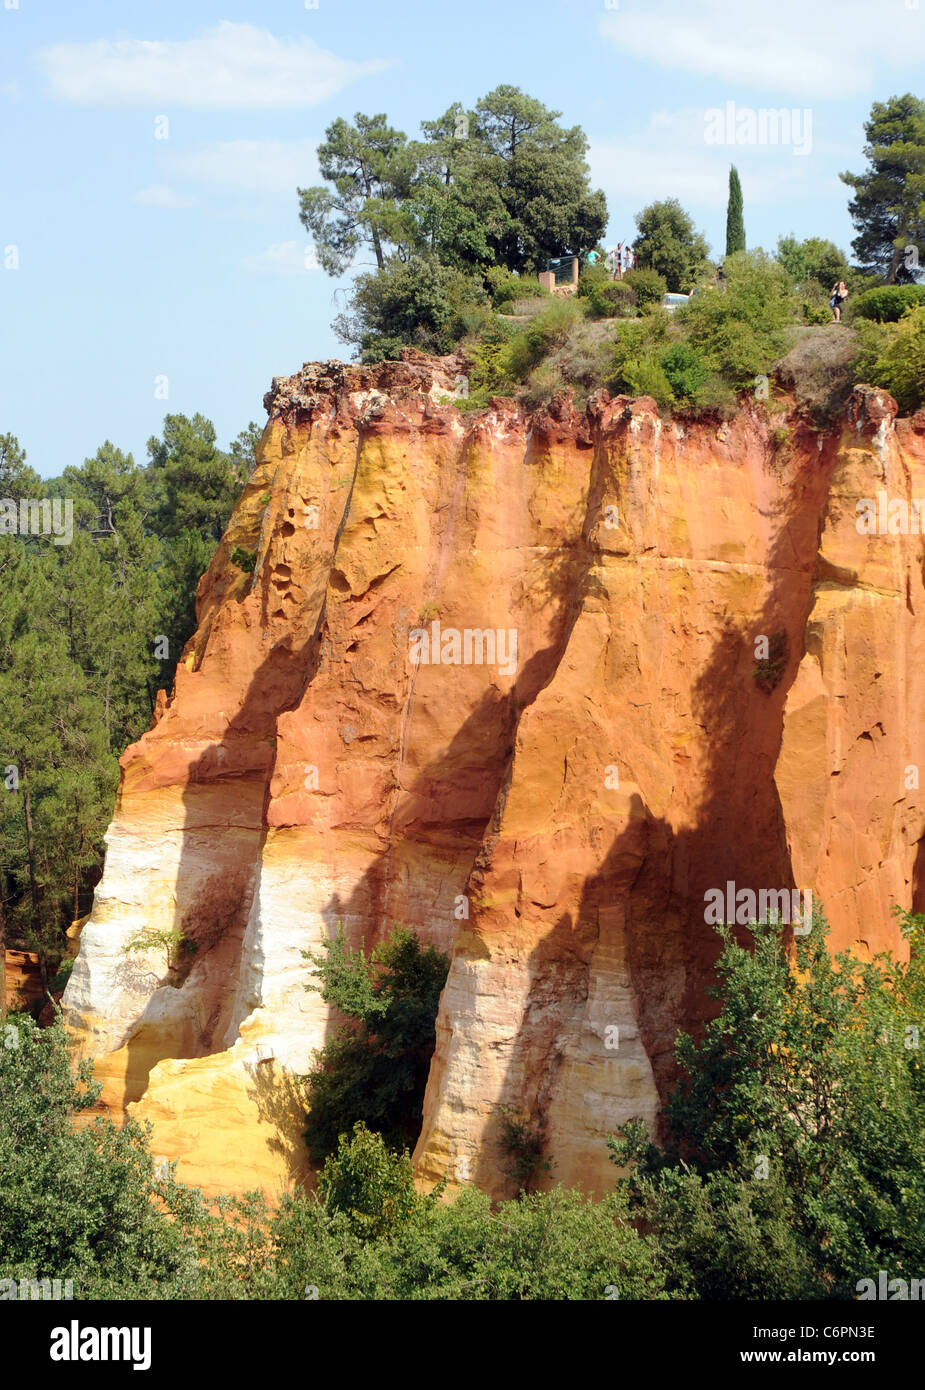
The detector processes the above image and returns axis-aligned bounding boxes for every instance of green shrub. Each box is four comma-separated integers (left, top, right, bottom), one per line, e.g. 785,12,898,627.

578,263,637,319
497,1105,554,1192
527,322,617,408
624,267,667,310
610,909,925,1299
0,1015,196,1296
798,279,837,324
301,923,450,1163
776,235,852,291
752,629,789,692
453,319,521,410
503,297,586,380
336,254,489,360
601,282,638,316
485,265,548,311
620,357,676,409
49,957,74,992
679,250,797,389
317,1122,420,1240
230,546,257,573
659,342,709,400
685,376,739,419
521,360,569,408
370,1184,667,1301
607,312,672,405
851,283,925,323
854,306,925,412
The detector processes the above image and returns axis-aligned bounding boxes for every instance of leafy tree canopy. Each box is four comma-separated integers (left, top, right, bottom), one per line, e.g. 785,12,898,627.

632,198,711,292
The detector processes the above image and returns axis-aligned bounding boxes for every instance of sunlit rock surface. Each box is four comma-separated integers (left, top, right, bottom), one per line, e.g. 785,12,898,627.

64,356,925,1198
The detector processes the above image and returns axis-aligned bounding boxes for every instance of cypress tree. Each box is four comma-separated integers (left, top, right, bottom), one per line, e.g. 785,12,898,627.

725,165,745,256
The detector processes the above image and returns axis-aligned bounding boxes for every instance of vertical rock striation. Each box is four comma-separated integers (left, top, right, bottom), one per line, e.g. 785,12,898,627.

63,356,925,1198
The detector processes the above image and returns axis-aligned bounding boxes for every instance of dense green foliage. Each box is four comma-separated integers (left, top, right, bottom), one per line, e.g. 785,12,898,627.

602,252,793,414
5,909,924,1301
335,255,490,359
0,417,257,979
301,925,450,1162
776,234,854,290
631,198,710,292
577,260,637,318
851,283,925,321
0,1014,197,1296
302,87,606,357
609,910,925,1299
841,94,925,282
679,250,796,387
623,266,667,309
0,1022,665,1300
854,305,925,412
725,166,745,256
297,89,924,426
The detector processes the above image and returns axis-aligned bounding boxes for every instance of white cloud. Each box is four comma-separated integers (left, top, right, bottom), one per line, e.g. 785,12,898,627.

168,139,319,194
37,21,391,108
132,185,196,209
600,0,925,99
241,241,321,275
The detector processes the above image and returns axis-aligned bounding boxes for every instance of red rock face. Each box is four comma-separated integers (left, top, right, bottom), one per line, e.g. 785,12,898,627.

63,358,925,1198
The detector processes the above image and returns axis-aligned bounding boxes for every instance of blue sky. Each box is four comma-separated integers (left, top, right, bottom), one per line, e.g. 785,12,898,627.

2,0,924,477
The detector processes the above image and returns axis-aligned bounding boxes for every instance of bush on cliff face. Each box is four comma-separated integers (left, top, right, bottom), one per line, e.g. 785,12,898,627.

301,924,450,1162
609,909,925,1299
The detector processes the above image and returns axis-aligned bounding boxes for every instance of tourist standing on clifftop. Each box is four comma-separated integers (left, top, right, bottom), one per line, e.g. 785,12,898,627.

830,280,849,322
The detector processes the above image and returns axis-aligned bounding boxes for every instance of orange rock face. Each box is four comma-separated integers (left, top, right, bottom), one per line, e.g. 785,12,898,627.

3,950,43,1012
63,357,925,1199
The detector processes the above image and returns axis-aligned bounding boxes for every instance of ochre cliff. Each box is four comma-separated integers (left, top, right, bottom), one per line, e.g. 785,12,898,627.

3,949,43,1013
63,353,925,1198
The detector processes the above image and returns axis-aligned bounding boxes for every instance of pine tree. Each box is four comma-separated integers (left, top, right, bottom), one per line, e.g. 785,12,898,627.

725,166,745,256
841,94,925,283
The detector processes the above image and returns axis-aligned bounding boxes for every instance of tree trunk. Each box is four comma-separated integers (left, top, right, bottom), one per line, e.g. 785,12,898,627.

886,223,909,284
360,162,385,271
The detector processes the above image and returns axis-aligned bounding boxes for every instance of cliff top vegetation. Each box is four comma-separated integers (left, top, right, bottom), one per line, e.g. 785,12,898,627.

300,89,925,420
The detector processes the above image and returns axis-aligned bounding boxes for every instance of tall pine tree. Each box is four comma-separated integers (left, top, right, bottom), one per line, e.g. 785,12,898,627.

840,94,925,283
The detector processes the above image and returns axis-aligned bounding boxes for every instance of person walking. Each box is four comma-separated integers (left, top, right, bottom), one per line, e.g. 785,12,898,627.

830,280,849,322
